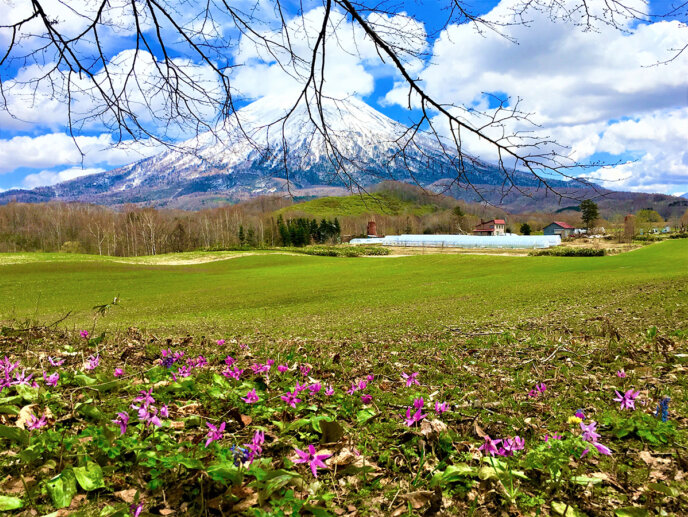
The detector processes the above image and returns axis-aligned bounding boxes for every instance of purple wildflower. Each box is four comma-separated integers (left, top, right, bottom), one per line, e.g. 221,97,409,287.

543,433,563,442
48,356,65,367
293,444,331,477
614,389,639,410
281,391,301,408
114,367,124,378
617,370,626,378
580,421,601,442
217,339,226,346
366,374,375,382
80,330,89,339
130,503,143,517
434,401,448,415
113,412,129,435
499,436,525,456
346,382,358,395
222,366,243,380
300,365,312,376
575,409,586,420
361,394,373,404
413,397,424,410
205,421,226,447
294,381,308,393
325,386,335,396
309,382,322,394
402,372,420,387
478,435,502,456
277,363,289,373
134,388,155,408
244,430,265,463
85,354,100,371
403,406,426,427
160,404,169,418
172,366,192,380
43,371,59,387
12,369,34,386
224,355,235,366
27,412,47,430
242,388,259,404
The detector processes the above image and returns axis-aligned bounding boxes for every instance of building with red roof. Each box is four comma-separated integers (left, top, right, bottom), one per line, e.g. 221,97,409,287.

473,219,506,236
543,221,576,238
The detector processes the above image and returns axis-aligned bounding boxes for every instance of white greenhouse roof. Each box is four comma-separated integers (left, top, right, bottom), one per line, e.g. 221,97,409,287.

350,234,561,249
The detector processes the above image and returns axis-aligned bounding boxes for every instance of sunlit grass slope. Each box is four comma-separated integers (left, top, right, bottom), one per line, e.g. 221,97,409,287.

1,241,687,338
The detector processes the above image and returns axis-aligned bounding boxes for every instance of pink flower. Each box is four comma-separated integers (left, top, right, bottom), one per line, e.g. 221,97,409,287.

324,386,334,396
113,412,129,435
614,389,639,410
134,388,155,408
616,370,626,378
478,435,502,456
294,444,331,477
224,355,236,366
267,359,275,366
402,372,420,387
80,330,89,339
27,412,47,430
498,436,525,457
434,401,448,415
172,366,192,380
242,388,259,404
300,365,312,377
294,381,308,393
543,433,563,442
277,363,289,373
130,502,143,517
48,356,65,367
160,404,169,418
403,407,426,427
217,339,226,346
222,366,243,380
281,391,301,408
114,367,124,378
346,383,358,395
580,421,600,442
357,380,368,391
309,382,322,394
413,397,424,410
244,430,265,463
366,374,375,382
239,343,249,350
43,371,59,387
84,354,99,371
361,394,373,404
205,421,225,447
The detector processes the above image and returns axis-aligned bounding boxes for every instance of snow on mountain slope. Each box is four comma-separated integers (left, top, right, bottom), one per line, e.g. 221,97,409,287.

3,95,565,206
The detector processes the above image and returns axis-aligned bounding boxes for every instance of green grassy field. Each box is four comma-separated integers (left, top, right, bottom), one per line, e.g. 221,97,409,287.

276,192,440,217
1,240,687,339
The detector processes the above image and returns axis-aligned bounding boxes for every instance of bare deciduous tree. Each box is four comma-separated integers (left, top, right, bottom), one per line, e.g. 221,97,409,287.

1,0,683,200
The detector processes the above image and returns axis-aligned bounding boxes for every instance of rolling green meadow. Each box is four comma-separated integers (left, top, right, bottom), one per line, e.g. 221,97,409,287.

1,242,687,516
1,240,687,338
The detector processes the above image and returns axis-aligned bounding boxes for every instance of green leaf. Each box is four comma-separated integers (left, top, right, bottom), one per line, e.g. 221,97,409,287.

0,405,20,415
0,395,22,405
206,462,243,485
552,501,587,517
356,408,376,425
76,403,104,422
614,508,649,517
647,482,679,497
46,469,78,509
0,495,24,510
74,461,105,491
177,457,204,470
15,384,39,402
0,425,29,446
571,475,604,485
74,374,98,386
431,463,476,486
256,470,302,504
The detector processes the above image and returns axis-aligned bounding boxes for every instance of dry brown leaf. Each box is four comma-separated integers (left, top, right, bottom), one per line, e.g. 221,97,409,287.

114,488,138,504
399,490,433,510
232,492,259,512
420,419,448,440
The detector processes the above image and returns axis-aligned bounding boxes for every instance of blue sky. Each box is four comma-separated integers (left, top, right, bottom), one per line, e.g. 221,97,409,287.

0,0,687,195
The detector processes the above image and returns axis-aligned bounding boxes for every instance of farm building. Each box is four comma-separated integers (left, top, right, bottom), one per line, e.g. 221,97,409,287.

473,219,506,236
544,221,576,238
350,234,561,249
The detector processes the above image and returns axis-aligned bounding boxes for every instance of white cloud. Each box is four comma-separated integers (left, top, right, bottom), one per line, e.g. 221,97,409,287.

0,133,161,174
22,167,106,189
384,0,688,192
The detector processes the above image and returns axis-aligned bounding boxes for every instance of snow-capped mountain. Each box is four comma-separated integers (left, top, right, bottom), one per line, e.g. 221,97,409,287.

0,95,566,207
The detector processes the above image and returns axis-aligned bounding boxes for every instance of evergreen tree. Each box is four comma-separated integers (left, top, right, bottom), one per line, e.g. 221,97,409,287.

580,200,599,230
520,223,531,235
238,225,245,246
